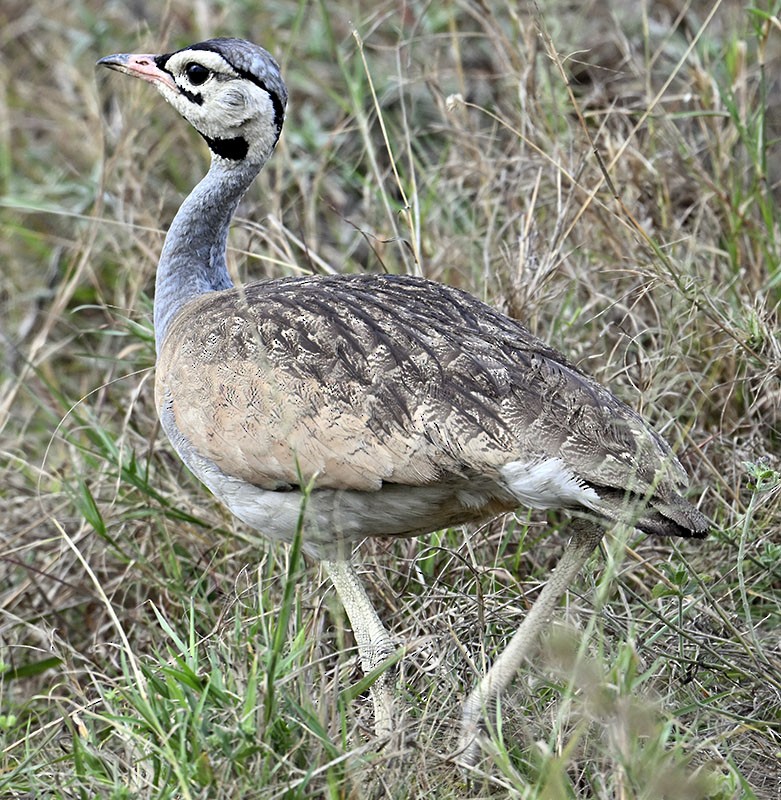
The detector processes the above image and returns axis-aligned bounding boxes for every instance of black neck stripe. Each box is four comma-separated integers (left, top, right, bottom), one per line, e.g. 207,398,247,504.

232,67,285,136
201,133,249,160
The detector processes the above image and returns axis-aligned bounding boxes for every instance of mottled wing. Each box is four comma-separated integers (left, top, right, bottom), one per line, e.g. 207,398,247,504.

156,274,690,513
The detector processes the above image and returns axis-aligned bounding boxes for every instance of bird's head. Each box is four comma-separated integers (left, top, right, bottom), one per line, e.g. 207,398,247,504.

98,38,287,164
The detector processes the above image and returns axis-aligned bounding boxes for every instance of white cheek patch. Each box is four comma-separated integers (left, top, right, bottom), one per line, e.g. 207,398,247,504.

214,87,254,126
501,457,601,510
220,86,248,109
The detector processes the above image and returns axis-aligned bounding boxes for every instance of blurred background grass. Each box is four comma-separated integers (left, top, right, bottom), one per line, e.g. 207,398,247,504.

1,0,780,797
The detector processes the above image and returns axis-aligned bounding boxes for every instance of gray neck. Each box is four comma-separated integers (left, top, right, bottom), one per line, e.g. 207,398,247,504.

153,156,263,350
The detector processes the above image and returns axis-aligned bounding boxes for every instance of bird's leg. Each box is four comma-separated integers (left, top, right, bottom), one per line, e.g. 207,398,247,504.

323,559,397,738
458,520,604,766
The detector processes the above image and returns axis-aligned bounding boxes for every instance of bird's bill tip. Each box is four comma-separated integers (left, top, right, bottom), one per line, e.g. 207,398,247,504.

96,52,175,90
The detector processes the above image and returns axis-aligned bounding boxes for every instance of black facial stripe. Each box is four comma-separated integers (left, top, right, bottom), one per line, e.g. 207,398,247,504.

200,133,249,160
179,87,204,105
234,67,285,136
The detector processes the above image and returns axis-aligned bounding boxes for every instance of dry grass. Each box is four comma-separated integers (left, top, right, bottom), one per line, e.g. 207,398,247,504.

1,0,780,797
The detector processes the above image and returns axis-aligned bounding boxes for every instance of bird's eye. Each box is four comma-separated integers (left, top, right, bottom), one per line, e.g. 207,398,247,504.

184,62,210,85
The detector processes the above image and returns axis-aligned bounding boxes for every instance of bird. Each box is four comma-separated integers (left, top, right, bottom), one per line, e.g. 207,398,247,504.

97,37,708,766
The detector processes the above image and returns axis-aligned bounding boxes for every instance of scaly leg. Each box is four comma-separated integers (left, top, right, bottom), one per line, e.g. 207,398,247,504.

323,559,396,737
459,520,604,766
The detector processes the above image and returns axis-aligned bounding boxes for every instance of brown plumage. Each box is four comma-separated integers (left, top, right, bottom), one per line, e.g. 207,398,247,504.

157,273,706,552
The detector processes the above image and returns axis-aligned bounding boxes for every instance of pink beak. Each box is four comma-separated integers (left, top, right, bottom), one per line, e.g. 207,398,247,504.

97,52,176,91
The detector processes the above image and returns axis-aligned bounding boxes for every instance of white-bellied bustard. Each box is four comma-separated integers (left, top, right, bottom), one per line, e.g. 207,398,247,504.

97,37,708,765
